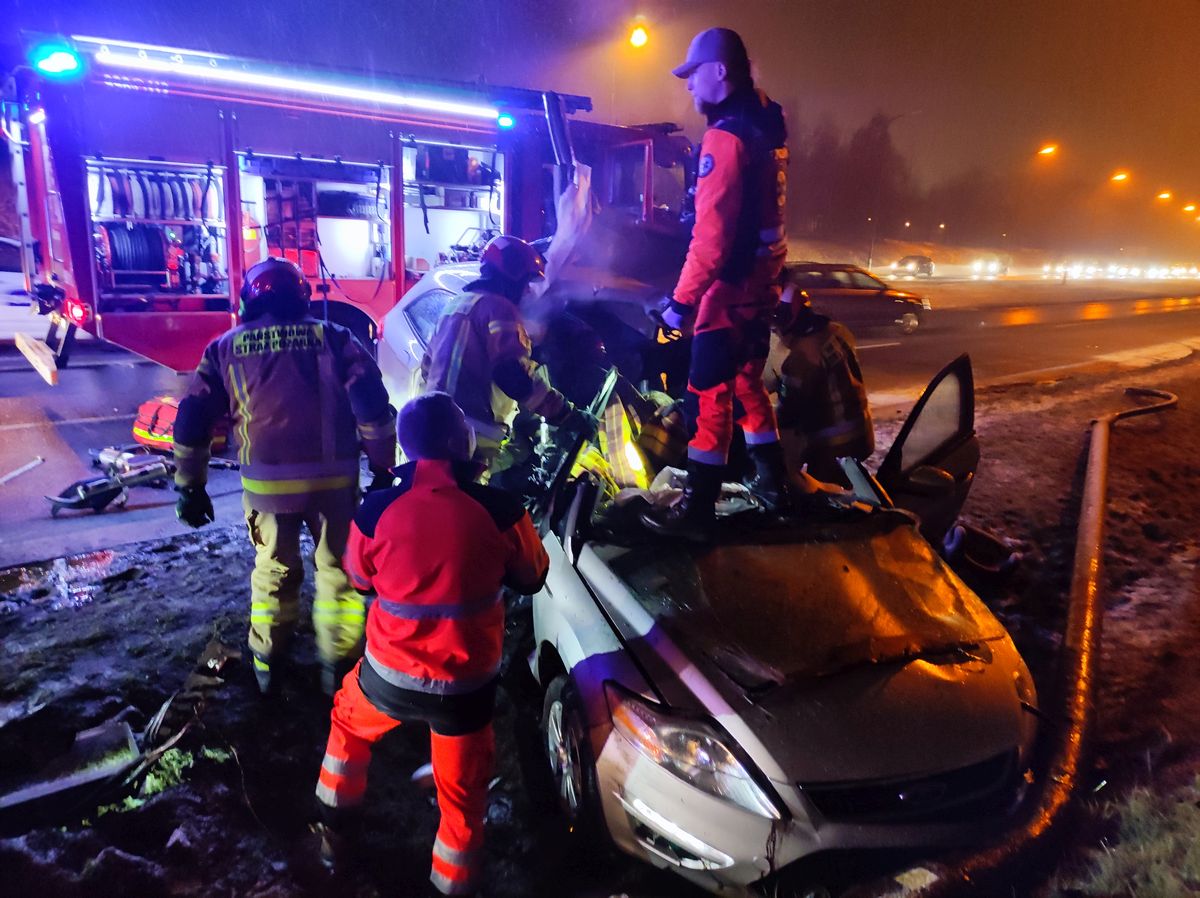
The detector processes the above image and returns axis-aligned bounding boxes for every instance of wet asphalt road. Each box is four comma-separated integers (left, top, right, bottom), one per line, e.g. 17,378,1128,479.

1,279,1199,568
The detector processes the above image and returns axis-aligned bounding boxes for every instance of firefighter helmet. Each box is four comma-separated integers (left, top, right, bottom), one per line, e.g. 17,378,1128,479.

239,257,312,321
479,235,545,285
398,392,476,461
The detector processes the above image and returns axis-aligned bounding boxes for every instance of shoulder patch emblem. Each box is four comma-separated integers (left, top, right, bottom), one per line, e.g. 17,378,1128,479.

698,153,715,178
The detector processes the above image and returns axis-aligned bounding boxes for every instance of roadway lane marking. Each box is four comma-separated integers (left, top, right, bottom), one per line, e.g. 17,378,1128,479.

0,413,135,433
858,341,902,350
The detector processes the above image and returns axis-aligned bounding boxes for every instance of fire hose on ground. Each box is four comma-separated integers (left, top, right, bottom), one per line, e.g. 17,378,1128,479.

845,386,1179,898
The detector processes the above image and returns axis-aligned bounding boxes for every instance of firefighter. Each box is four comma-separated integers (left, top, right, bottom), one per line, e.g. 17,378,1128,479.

765,285,875,486
173,258,396,695
422,234,579,467
313,392,549,896
641,27,790,540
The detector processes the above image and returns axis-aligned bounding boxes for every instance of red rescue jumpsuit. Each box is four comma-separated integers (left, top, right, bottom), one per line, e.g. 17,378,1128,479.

314,458,548,896
673,87,789,465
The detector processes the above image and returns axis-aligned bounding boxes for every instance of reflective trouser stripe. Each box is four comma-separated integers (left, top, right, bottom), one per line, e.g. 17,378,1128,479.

430,866,477,895
429,725,493,896
433,838,478,870
244,490,363,664
315,661,402,809
688,335,777,463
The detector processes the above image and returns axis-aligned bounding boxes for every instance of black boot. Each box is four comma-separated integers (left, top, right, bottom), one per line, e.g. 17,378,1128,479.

746,442,791,514
640,460,724,541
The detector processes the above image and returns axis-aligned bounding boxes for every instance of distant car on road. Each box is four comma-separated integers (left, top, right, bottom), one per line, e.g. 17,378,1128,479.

892,254,935,278
971,255,1009,278
786,262,930,335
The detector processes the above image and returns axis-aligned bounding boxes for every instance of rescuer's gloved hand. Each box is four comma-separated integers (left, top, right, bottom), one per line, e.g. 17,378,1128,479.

366,467,395,494
659,298,693,334
175,485,215,528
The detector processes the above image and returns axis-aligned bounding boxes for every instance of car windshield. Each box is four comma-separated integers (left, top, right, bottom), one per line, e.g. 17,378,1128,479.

599,516,1006,683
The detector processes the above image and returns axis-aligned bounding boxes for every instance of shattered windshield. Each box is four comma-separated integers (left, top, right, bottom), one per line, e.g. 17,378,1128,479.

601,515,1006,683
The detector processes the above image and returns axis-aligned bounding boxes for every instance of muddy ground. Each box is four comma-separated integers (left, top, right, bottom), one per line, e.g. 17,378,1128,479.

1,355,1197,898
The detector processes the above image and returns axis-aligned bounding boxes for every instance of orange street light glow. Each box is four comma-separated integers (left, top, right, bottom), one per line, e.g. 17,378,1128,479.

1111,171,1130,182
1037,144,1058,156
1157,191,1173,200
1185,204,1197,212
629,25,649,47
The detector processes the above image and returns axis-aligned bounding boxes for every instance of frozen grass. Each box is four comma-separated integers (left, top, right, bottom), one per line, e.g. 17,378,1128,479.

1052,776,1200,897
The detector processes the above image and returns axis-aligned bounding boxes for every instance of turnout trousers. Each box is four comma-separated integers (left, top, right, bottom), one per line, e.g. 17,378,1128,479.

315,662,496,896
687,292,780,466
241,487,364,674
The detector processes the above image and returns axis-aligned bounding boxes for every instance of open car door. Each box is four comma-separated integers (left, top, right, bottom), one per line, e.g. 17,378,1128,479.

875,354,979,546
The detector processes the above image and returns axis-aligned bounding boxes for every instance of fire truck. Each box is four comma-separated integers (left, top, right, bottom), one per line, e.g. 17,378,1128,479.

3,34,693,382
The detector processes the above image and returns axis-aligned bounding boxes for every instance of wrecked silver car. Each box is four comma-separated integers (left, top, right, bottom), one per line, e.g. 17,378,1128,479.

528,359,1039,894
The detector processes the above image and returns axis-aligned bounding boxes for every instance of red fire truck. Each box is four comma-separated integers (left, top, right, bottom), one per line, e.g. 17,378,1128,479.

4,34,693,381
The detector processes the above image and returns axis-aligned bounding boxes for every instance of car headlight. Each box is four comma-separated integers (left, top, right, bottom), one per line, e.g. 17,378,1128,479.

605,684,781,819
906,262,916,271
987,260,1000,273
971,260,984,273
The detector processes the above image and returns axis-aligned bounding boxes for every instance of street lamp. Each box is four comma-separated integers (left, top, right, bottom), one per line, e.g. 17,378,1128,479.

1037,143,1058,156
1111,171,1130,183
629,24,649,48
1185,204,1197,213
1157,191,1173,201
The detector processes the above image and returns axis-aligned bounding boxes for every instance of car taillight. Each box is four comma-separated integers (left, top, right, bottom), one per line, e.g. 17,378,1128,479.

64,298,89,326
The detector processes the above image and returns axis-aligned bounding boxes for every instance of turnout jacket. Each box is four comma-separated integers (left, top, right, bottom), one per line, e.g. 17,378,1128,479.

422,288,568,445
765,315,875,460
344,459,549,697
673,86,789,334
174,314,396,512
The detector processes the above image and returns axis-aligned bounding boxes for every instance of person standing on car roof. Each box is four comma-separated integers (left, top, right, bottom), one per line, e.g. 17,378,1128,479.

422,234,582,470
173,257,396,696
765,282,875,486
313,392,549,896
641,27,791,540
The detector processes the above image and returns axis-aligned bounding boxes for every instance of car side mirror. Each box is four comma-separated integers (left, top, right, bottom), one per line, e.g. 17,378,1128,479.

905,464,956,497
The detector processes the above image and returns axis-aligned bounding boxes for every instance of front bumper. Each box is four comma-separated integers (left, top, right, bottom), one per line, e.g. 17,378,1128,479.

594,727,1020,895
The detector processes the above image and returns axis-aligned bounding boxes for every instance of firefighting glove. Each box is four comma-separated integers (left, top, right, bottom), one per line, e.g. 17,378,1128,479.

175,485,215,528
366,467,395,494
659,298,693,335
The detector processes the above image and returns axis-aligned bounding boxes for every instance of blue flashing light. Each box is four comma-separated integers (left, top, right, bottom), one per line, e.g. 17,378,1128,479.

497,112,516,130
30,42,84,80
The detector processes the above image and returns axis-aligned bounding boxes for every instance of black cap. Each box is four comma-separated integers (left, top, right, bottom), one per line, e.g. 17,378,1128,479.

672,28,750,79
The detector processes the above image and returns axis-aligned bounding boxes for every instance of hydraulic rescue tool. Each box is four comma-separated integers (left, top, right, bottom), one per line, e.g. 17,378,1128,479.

46,445,237,516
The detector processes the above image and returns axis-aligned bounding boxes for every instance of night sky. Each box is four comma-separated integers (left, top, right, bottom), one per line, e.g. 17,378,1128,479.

5,0,1199,250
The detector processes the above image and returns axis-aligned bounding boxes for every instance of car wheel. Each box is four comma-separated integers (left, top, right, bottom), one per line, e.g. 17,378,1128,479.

542,674,603,840
899,312,920,335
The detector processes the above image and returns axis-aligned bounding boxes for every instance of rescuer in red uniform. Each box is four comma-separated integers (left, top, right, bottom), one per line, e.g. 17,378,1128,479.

642,27,790,540
174,258,396,695
313,392,549,896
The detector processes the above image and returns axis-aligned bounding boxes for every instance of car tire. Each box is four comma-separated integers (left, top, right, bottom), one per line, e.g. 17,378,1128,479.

541,674,604,843
898,312,920,335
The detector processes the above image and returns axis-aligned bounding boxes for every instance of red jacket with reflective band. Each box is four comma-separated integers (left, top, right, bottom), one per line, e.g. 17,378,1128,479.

344,459,549,695
674,88,789,333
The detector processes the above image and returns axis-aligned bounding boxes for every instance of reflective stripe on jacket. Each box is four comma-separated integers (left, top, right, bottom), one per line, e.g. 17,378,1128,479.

674,87,789,334
173,315,396,512
422,289,567,432
344,459,549,698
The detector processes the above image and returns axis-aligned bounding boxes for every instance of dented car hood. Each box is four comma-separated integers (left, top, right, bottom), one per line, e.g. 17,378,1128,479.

594,512,1030,782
